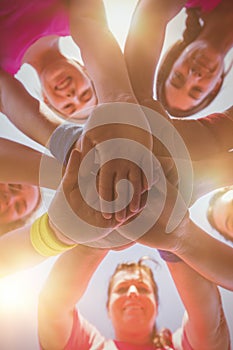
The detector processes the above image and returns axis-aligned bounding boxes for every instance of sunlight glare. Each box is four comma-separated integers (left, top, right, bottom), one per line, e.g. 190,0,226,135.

104,0,137,47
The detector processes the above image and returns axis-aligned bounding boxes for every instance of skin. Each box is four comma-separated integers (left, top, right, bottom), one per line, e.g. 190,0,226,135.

211,189,233,240
108,269,157,345
0,183,40,224
40,57,97,121
165,41,223,111
125,0,233,115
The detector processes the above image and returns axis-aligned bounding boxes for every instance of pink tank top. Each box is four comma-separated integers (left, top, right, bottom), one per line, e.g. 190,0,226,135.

185,0,222,12
0,0,70,75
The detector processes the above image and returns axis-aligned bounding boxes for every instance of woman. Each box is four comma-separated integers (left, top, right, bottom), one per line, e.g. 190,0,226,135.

207,185,233,243
0,0,152,220
0,0,97,120
125,0,233,117
38,250,230,349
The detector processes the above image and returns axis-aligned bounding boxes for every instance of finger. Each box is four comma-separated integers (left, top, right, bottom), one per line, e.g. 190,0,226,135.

141,153,153,191
128,166,142,213
114,171,129,223
98,162,114,219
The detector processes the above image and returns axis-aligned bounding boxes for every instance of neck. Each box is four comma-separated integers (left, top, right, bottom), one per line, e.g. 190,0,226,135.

115,329,153,345
198,5,233,54
22,35,63,75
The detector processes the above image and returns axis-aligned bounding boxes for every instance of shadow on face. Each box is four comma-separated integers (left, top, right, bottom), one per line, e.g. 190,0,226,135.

156,40,224,118
41,59,97,122
0,183,41,236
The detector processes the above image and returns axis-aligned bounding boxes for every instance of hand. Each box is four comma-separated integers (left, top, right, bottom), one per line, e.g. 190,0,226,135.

48,149,141,248
77,102,154,223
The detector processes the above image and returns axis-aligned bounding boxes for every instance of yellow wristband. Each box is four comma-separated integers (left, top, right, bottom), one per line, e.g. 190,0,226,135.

30,213,77,257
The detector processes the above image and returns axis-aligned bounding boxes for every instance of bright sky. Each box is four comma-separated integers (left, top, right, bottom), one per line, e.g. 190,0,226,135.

0,1,232,348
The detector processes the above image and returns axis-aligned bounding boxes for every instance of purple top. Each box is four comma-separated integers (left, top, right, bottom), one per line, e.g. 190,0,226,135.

0,0,69,75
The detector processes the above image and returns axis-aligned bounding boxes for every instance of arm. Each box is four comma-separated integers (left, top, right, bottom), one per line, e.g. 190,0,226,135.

69,0,138,104
0,69,62,146
0,138,62,189
139,98,233,160
135,178,233,290
167,260,230,350
191,151,233,201
38,246,108,350
172,108,233,160
66,1,155,221
124,0,186,100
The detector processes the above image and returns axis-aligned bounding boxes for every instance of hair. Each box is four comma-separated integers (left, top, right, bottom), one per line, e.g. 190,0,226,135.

0,186,42,236
207,186,233,242
106,256,174,348
156,8,225,117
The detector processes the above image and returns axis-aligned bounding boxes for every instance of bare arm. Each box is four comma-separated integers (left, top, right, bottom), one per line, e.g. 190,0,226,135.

38,246,108,350
125,0,186,100
167,260,230,350
0,137,62,189
67,0,154,221
69,0,137,104
172,108,233,159
0,69,62,146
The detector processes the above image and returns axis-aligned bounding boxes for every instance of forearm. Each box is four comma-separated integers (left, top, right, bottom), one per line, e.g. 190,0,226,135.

167,260,230,350
172,109,233,159
69,0,137,104
0,224,46,277
38,246,108,350
0,69,62,146
124,0,185,100
0,138,62,189
174,218,233,291
191,151,233,201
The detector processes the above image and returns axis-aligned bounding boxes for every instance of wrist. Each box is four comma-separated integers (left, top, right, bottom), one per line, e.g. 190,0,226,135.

48,218,77,246
30,213,77,257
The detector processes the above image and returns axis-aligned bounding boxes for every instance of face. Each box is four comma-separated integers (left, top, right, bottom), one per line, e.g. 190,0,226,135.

165,41,223,111
108,269,157,337
211,190,233,240
0,184,40,224
41,59,97,122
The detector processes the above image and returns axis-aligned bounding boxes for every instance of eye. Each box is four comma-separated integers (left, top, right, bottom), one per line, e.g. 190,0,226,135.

115,286,128,294
192,86,203,93
8,184,22,193
79,88,93,102
170,71,185,88
137,286,150,294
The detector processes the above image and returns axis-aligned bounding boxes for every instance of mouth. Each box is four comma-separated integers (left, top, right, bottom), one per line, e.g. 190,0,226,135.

55,76,72,90
123,304,143,311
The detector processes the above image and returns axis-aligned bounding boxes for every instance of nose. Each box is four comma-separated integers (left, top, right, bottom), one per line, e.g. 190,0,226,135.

66,88,76,99
190,66,203,79
127,285,139,297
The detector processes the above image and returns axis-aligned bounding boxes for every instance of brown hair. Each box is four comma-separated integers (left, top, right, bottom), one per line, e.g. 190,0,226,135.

156,8,224,117
0,187,42,236
207,186,233,242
